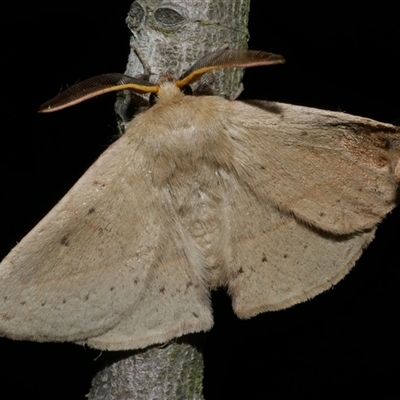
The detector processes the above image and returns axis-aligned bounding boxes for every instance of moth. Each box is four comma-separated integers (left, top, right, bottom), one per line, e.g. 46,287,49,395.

0,49,399,351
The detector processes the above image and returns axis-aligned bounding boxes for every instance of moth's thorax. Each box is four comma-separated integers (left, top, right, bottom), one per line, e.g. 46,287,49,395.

126,88,237,186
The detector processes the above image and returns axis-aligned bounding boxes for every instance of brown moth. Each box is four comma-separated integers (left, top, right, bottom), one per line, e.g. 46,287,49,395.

0,50,399,351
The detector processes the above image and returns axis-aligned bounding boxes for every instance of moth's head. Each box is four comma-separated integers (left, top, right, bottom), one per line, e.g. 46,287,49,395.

38,49,285,113
149,81,185,107
146,75,188,106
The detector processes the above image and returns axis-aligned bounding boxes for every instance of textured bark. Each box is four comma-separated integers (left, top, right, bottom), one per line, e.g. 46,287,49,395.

88,1,250,399
115,0,251,129
125,0,250,94
89,337,205,399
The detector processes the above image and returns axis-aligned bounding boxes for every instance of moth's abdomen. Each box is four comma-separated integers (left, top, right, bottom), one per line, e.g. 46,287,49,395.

165,164,233,288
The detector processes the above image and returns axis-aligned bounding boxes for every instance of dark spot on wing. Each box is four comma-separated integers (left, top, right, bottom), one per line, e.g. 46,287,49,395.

110,286,115,291
93,180,106,189
62,299,67,304
60,236,69,246
262,256,267,262
88,207,96,214
384,138,393,149
185,281,193,294
159,287,166,294
192,312,199,318
231,267,244,280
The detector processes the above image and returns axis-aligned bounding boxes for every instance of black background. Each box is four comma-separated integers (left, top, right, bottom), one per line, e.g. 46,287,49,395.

1,2,399,399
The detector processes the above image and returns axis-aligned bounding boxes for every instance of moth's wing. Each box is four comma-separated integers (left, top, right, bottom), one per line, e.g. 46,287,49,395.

220,101,399,315
226,185,376,315
227,101,400,235
0,128,212,350
87,213,213,350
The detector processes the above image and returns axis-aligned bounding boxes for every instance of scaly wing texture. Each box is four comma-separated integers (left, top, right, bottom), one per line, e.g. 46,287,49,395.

226,101,399,234
216,100,399,315
0,124,212,350
227,186,376,315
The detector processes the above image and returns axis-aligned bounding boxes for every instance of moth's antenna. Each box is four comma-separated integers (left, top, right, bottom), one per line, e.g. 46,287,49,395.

176,49,285,88
38,50,285,113
39,74,159,113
